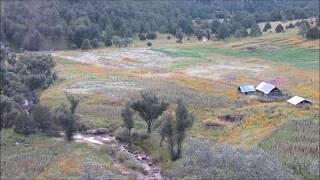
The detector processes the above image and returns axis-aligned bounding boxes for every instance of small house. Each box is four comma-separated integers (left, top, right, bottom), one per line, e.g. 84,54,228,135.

287,96,312,107
238,85,256,95
256,82,282,96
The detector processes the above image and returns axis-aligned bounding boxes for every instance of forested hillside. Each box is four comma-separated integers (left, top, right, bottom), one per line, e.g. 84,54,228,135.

1,0,318,51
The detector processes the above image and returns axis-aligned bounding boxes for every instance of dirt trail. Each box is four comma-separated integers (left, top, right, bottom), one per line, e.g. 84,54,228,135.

73,133,162,180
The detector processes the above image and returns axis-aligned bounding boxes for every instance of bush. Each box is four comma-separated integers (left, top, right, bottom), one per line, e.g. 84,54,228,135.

70,44,78,49
14,111,36,135
173,138,294,179
306,27,320,39
81,39,92,49
139,33,146,41
146,32,157,39
32,104,53,132
288,23,295,28
116,151,147,174
114,127,129,142
147,41,152,47
104,39,112,47
275,24,284,33
91,38,99,48
166,35,171,40
263,22,272,32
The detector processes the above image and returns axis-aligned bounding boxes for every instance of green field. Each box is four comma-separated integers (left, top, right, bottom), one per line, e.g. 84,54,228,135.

154,46,320,69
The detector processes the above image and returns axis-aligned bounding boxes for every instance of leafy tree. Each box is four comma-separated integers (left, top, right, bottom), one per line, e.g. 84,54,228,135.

121,103,134,145
263,22,272,32
105,38,113,47
66,94,80,114
306,27,320,39
216,23,230,39
14,111,36,135
81,39,92,50
139,33,146,41
32,104,52,132
131,91,168,134
146,32,157,40
235,27,248,39
0,95,18,128
91,38,99,48
55,105,76,140
160,99,194,160
299,21,310,36
175,30,185,43
194,29,207,40
23,29,44,51
210,20,221,34
250,23,262,37
275,24,284,33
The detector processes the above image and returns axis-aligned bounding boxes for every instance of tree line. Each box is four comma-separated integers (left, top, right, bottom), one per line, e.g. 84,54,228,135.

1,0,318,51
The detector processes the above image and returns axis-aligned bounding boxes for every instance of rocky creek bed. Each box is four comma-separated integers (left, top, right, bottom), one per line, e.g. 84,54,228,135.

73,129,162,180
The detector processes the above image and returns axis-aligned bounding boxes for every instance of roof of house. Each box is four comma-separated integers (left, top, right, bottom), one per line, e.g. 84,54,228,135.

239,85,256,93
256,82,276,94
287,96,312,105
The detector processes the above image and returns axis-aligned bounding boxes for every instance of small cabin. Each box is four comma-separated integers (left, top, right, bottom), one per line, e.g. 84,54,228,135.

256,82,282,97
287,96,312,107
238,85,256,95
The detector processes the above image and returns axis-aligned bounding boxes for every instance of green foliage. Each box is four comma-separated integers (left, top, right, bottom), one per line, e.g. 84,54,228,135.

66,94,80,114
146,32,157,40
131,91,168,134
32,104,53,132
104,39,113,47
55,104,76,141
147,41,152,47
306,27,320,39
14,111,36,135
175,30,185,43
250,23,262,37
216,23,230,39
121,103,134,145
160,99,194,161
298,21,310,36
81,39,92,50
263,22,272,32
275,24,284,33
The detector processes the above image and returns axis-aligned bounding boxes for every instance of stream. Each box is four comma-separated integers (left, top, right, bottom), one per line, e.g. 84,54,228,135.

73,131,162,180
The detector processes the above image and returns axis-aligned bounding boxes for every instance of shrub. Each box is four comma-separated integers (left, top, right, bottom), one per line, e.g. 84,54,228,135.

81,39,92,50
166,35,171,40
306,27,320,39
32,104,53,132
14,111,36,135
70,44,78,49
79,160,115,180
275,24,284,33
173,138,294,179
104,39,112,47
263,22,272,32
91,38,99,48
116,151,147,174
288,23,295,28
114,127,129,142
146,32,157,39
139,33,146,41
147,41,152,47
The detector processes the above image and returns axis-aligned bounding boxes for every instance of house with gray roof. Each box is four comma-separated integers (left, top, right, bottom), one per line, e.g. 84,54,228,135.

238,85,256,95
256,82,282,96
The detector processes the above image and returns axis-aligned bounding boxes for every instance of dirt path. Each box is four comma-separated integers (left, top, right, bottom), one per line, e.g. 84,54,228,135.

73,133,162,180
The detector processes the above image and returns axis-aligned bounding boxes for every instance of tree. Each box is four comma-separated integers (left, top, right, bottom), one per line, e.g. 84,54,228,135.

216,23,230,39
81,39,92,49
105,39,112,47
139,33,146,41
299,21,310,36
275,24,284,33
306,27,320,39
263,22,272,32
55,105,76,140
250,23,262,37
32,104,52,132
121,103,134,145
195,29,207,40
160,99,194,160
91,38,99,48
146,32,157,40
175,30,184,43
288,23,295,29
23,29,44,51
235,27,248,39
66,94,80,114
147,41,152,47
14,111,36,135
131,91,168,134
